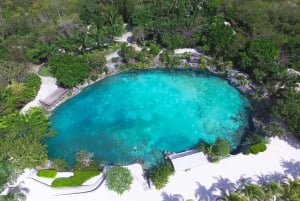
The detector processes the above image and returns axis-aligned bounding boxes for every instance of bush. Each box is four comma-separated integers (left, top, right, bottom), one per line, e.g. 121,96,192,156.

212,138,231,158
49,55,90,88
22,73,41,103
105,166,133,194
112,57,119,63
51,170,100,187
38,67,53,77
73,150,101,170
90,75,98,81
37,169,57,178
149,43,160,56
246,143,267,155
149,162,174,190
51,158,68,171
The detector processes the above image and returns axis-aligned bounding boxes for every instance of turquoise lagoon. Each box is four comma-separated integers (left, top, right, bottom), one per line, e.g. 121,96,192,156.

47,69,250,168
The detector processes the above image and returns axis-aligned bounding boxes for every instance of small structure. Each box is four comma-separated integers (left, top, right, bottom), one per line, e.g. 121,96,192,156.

39,87,69,109
173,48,198,55
168,149,209,172
188,53,200,64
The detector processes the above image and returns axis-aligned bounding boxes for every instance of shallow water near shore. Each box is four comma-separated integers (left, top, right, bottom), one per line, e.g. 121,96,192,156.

47,69,250,168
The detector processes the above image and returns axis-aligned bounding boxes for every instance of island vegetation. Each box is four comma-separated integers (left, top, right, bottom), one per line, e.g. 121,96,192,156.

0,0,299,199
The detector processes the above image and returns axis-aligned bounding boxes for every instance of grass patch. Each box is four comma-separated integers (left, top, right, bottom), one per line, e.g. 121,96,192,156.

51,170,100,187
38,67,53,77
37,169,57,178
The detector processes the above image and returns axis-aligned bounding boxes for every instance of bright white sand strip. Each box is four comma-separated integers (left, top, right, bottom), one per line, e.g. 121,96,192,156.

114,31,142,51
14,137,300,201
21,76,58,114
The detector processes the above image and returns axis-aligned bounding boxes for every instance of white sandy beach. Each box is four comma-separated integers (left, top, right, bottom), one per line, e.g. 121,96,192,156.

12,137,300,201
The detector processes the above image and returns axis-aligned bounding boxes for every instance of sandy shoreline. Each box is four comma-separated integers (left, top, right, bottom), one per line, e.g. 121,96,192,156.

9,137,299,201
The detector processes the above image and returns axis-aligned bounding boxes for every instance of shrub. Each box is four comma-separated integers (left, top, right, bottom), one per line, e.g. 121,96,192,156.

51,170,100,187
49,55,90,88
212,138,231,158
90,75,98,81
149,162,174,190
105,166,133,194
38,67,53,77
22,73,41,103
37,169,57,178
51,158,68,171
244,132,269,145
149,43,160,56
73,150,101,170
112,57,119,63
246,143,267,155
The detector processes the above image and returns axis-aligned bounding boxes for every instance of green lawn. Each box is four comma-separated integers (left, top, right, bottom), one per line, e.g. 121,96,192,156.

51,170,100,187
37,169,57,178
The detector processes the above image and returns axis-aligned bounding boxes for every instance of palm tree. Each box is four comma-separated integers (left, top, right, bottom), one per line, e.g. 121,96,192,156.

280,178,300,201
242,182,265,201
262,181,283,201
216,188,247,201
0,186,26,201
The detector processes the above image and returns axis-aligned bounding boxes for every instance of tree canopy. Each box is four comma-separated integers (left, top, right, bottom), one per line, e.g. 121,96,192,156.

105,166,133,195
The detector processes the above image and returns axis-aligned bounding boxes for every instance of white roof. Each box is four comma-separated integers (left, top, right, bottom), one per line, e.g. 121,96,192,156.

168,150,209,172
173,48,198,55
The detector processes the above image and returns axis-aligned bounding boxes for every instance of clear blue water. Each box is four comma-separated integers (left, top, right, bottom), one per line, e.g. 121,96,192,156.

47,69,250,168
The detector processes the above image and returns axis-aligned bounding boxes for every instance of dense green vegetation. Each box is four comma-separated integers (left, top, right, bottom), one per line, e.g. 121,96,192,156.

0,108,52,170
37,169,57,178
217,179,300,201
198,138,231,162
105,166,133,195
244,143,267,155
149,162,174,190
51,170,100,187
0,0,299,194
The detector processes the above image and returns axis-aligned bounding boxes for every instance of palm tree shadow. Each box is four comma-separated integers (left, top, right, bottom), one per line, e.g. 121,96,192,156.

281,159,300,179
256,171,286,184
280,134,300,149
236,175,253,189
213,176,236,193
194,182,217,201
161,191,184,201
256,173,271,185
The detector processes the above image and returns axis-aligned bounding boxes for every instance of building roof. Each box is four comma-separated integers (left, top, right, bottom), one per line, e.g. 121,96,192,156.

40,87,69,108
168,150,209,172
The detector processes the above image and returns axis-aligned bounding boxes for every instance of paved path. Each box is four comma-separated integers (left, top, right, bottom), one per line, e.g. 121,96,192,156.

106,31,142,74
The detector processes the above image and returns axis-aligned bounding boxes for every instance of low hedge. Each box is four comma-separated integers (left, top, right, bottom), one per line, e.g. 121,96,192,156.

51,170,100,187
245,143,267,155
37,169,57,178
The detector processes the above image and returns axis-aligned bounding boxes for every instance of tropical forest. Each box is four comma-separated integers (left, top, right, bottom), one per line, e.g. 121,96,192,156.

0,0,299,200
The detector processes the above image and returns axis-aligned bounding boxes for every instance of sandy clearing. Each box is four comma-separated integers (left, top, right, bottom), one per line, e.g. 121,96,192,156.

20,76,58,114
